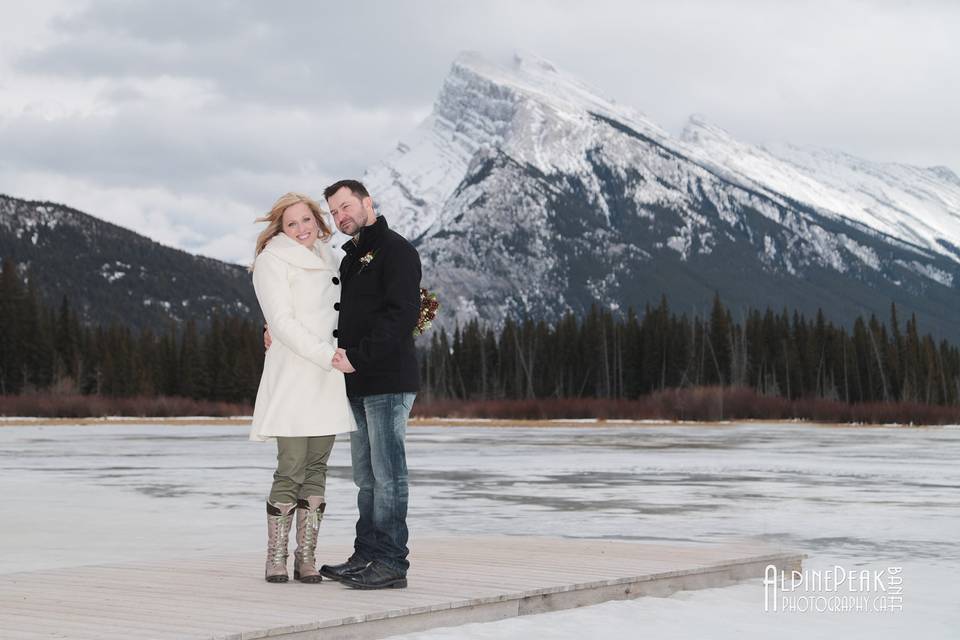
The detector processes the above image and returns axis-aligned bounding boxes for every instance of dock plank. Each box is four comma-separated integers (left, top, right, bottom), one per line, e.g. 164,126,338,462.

0,536,802,640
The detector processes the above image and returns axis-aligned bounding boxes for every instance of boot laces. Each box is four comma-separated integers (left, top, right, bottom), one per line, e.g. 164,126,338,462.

299,508,321,561
268,512,292,566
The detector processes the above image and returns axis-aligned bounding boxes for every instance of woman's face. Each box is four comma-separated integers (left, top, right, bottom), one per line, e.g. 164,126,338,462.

281,202,319,248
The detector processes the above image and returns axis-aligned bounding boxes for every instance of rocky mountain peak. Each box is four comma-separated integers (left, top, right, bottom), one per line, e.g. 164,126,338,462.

363,52,960,340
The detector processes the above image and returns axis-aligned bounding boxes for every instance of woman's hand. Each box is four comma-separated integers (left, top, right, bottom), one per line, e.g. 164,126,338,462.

332,348,356,373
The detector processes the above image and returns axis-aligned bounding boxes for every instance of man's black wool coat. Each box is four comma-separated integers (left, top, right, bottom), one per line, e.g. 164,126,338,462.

336,215,422,397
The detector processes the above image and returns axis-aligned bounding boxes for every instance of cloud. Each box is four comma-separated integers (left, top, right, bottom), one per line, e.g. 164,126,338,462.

0,94,424,187
16,1,466,109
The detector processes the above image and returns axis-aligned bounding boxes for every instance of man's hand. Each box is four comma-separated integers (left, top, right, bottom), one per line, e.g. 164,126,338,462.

332,347,356,373
263,324,272,350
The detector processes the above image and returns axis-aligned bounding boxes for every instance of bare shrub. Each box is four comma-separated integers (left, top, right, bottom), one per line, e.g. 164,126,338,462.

0,394,251,418
411,388,960,425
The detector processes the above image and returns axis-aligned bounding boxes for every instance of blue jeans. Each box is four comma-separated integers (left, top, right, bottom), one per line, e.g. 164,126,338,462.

349,392,415,574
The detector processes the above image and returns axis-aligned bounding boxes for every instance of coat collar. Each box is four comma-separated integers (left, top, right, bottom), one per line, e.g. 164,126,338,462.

342,215,388,255
263,232,337,271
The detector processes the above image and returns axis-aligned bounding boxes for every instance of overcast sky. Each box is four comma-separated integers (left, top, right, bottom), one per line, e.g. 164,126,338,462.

1,0,956,265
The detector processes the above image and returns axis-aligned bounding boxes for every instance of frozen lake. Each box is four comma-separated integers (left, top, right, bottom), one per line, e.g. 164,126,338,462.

2,422,958,638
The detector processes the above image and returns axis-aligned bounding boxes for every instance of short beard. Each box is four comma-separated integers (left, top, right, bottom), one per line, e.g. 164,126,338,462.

351,211,373,238
337,218,359,238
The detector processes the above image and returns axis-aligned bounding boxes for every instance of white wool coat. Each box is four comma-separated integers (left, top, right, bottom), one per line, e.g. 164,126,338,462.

249,232,356,441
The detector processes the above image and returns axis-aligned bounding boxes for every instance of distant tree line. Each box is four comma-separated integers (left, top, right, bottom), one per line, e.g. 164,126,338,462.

0,260,263,401
420,294,960,406
4,259,960,409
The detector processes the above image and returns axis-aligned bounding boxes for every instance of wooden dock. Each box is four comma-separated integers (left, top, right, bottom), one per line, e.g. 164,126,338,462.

0,536,802,639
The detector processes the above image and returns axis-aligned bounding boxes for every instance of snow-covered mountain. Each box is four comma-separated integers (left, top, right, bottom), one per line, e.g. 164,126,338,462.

681,116,960,262
365,51,672,245
364,52,960,339
0,194,257,330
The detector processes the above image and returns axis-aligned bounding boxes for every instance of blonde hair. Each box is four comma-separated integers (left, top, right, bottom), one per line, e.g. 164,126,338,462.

253,192,332,262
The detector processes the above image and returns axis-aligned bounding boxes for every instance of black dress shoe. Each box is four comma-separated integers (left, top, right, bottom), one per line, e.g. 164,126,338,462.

319,555,370,582
341,559,407,590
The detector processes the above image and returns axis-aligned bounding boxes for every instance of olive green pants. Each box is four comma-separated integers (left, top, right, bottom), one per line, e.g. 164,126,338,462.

268,435,336,504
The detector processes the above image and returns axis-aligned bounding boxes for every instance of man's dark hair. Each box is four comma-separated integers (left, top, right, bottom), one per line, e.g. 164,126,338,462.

324,179,370,201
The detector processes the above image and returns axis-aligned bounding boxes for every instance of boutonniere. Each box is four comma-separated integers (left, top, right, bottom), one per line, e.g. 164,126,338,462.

358,250,377,272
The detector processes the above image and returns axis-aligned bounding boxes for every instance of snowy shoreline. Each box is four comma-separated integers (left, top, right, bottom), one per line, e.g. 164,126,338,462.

0,415,953,428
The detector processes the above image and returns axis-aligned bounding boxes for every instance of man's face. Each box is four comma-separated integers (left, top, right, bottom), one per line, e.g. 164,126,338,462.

327,187,373,236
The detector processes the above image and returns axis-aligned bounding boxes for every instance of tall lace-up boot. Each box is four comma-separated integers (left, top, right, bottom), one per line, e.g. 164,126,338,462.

293,496,326,583
265,500,296,583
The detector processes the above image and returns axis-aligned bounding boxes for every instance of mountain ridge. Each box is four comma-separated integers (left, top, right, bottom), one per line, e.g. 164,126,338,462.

0,193,258,330
362,52,960,340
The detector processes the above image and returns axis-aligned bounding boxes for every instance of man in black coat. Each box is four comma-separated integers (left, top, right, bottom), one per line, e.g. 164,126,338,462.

321,179,421,589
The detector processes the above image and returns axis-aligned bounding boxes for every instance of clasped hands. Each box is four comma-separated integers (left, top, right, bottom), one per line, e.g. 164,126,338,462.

332,348,355,373
263,324,355,373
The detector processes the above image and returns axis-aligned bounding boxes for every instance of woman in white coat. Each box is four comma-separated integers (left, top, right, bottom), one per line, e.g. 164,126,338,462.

250,192,356,583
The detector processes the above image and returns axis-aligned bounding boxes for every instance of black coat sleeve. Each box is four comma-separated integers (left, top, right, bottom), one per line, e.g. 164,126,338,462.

345,240,421,371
